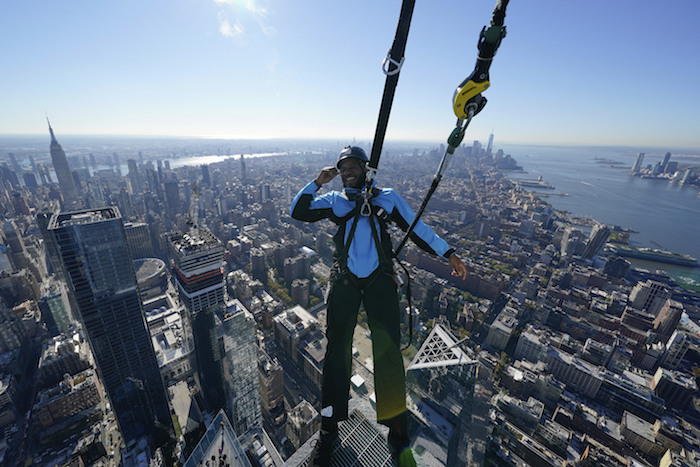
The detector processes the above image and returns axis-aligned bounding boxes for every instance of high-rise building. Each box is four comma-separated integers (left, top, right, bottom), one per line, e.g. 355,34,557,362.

168,227,225,313
168,226,226,409
651,367,697,410
560,227,587,257
48,207,173,448
291,278,310,308
183,409,251,467
653,300,683,340
258,352,285,427
582,223,611,260
29,154,38,175
3,219,29,271
240,154,247,185
164,179,180,219
8,152,21,174
36,202,63,278
603,255,630,279
200,164,210,187
0,163,20,190
662,330,690,369
250,248,267,282
287,400,319,449
259,183,271,203
221,299,262,435
661,152,672,172
23,173,38,189
37,163,49,185
470,140,482,159
126,159,143,194
47,119,79,205
124,222,155,259
486,132,494,155
631,152,645,173
629,280,671,316
112,152,121,176
38,280,74,335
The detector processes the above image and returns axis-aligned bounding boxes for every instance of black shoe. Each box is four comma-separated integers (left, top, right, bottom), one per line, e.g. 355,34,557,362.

310,428,338,467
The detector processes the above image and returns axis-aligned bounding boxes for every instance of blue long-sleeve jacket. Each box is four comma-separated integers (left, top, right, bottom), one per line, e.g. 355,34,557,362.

290,181,454,278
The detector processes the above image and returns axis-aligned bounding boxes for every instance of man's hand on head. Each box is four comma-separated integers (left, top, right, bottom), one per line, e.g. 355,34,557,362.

315,167,339,187
449,253,467,280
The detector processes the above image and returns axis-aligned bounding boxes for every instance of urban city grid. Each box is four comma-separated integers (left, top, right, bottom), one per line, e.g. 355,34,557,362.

0,126,699,467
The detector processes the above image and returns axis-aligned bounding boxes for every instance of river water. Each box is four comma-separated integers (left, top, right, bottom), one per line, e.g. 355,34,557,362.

501,144,700,290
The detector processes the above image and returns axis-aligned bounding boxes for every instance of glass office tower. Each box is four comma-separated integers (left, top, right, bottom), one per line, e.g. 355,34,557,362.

48,207,173,448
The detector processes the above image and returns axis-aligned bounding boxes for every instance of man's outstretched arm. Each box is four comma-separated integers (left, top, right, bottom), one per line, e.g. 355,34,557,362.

389,189,468,279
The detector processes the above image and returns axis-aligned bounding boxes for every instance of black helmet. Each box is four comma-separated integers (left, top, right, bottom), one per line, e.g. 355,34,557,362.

336,146,369,169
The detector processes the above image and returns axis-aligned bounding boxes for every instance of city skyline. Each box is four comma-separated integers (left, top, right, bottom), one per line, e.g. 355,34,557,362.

2,0,700,149
1,124,700,464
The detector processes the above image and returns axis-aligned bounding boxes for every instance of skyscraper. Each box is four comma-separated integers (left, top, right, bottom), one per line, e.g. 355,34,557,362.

629,279,671,316
183,410,251,467
168,226,226,410
124,222,155,259
168,227,225,313
48,207,173,448
112,151,121,176
3,219,29,270
486,132,494,156
127,159,143,194
582,223,611,260
221,299,262,434
201,164,210,187
47,119,79,205
631,152,645,173
661,152,672,172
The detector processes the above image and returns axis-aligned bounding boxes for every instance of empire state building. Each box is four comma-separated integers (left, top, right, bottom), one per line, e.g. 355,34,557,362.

48,119,78,204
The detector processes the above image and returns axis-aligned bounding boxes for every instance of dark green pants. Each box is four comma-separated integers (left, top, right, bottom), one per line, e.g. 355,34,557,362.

321,268,407,424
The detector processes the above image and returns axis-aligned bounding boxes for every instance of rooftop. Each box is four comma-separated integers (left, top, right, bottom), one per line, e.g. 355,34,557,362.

284,398,393,466
168,227,222,254
183,409,251,467
407,323,476,371
133,257,166,283
49,207,119,229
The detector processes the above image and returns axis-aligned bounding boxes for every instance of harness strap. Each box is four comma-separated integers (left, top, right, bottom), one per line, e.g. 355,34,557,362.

367,0,416,187
337,209,361,267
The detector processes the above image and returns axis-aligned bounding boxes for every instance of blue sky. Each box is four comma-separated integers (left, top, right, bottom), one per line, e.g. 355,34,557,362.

2,0,699,148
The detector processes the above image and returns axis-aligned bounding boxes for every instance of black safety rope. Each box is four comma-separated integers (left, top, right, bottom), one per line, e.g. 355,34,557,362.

359,0,416,218
394,0,510,349
356,0,510,350
396,0,510,258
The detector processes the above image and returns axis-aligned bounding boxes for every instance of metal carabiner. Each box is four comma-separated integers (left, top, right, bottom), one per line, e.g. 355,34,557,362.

360,192,372,217
382,49,405,76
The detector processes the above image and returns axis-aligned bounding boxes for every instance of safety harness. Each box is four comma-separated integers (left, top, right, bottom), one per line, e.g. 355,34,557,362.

357,0,511,348
332,190,395,286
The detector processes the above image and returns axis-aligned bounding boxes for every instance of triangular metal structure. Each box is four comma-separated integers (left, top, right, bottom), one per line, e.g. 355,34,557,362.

407,324,477,371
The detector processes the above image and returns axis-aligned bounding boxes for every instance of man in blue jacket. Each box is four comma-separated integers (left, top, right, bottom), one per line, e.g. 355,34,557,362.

291,146,467,466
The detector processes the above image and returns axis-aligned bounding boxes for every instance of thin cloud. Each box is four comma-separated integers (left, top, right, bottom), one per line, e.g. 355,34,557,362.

259,22,276,37
218,12,244,38
246,1,268,17
213,0,274,37
214,0,268,17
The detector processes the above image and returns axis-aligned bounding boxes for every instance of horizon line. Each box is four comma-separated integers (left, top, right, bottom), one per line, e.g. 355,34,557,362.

0,133,698,153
